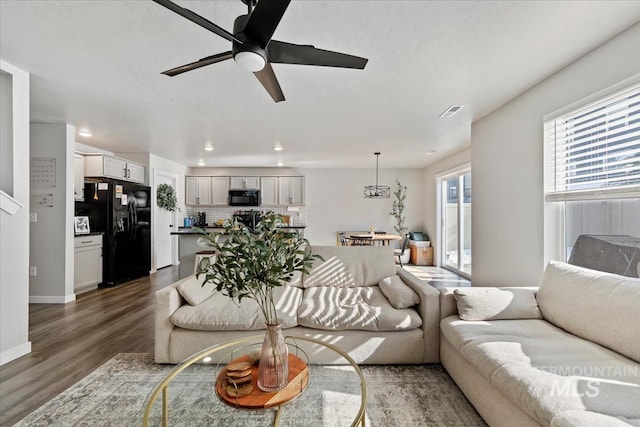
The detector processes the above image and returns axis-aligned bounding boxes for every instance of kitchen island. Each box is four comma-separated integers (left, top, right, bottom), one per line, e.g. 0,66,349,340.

171,225,307,279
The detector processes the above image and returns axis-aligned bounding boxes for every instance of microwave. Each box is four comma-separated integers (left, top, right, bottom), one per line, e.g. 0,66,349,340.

228,189,260,207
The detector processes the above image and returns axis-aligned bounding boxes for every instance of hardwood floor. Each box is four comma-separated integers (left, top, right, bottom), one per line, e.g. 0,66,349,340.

0,266,180,426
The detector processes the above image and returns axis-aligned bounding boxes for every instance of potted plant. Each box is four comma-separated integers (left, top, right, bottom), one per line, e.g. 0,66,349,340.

196,211,321,392
390,180,410,263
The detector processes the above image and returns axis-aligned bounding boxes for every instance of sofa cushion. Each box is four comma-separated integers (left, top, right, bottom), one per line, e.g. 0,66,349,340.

297,286,422,331
453,287,542,321
378,275,420,309
303,246,397,288
537,261,640,363
171,285,302,331
175,274,215,306
441,316,640,426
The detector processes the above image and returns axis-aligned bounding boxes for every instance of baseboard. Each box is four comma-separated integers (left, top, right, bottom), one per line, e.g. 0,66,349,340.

29,294,76,304
0,341,31,366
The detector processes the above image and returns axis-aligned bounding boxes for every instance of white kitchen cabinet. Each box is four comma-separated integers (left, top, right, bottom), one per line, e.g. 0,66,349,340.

260,177,278,205
185,176,212,205
74,234,103,293
230,176,259,189
74,153,85,201
278,176,305,205
84,154,145,184
211,177,229,205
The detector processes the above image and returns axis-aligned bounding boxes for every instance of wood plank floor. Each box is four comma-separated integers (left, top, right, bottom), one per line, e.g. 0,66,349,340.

0,266,180,426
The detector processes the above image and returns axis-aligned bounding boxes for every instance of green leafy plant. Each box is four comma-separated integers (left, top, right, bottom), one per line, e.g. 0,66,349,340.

196,211,322,325
390,180,408,236
156,183,178,212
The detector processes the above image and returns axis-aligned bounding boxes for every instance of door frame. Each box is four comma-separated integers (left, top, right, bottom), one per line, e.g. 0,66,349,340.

152,169,179,272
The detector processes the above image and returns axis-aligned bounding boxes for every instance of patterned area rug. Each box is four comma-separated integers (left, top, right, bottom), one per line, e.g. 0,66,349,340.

15,353,487,426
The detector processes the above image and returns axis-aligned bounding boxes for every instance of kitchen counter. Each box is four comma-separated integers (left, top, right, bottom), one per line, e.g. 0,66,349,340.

171,225,307,279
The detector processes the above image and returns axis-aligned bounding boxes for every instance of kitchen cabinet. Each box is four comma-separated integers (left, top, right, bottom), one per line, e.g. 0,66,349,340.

185,176,212,205
74,234,103,293
260,177,278,205
84,154,145,184
230,176,259,189
74,153,85,201
278,176,305,205
211,177,229,205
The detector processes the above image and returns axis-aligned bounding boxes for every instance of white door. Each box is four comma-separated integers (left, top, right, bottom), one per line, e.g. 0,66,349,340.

155,172,177,269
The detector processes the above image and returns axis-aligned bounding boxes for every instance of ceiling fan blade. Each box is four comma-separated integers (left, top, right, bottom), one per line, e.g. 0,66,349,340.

268,40,368,69
161,51,233,77
153,0,242,44
253,63,285,103
243,0,291,48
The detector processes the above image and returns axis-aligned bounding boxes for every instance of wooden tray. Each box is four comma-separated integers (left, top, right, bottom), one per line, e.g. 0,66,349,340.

216,353,309,409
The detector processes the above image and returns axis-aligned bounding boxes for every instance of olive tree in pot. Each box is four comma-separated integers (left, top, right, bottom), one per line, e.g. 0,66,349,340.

196,212,322,392
390,180,410,264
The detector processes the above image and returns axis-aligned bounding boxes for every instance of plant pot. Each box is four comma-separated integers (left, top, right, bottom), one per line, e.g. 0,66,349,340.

257,323,289,392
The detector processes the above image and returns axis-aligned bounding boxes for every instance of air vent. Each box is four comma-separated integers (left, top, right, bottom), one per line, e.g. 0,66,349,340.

439,105,463,118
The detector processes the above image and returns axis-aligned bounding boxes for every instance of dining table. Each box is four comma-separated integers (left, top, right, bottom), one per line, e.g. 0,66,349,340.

347,233,402,246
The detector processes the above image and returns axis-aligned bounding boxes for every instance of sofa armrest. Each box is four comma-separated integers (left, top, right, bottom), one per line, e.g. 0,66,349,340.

397,267,440,363
155,283,185,363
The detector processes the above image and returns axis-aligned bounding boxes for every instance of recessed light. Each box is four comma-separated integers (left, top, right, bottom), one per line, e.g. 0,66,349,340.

439,105,463,118
277,161,284,167
197,160,205,166
273,144,283,152
203,145,214,152
78,130,92,137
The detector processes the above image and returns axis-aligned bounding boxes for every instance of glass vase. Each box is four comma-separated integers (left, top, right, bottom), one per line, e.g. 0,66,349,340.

257,323,289,392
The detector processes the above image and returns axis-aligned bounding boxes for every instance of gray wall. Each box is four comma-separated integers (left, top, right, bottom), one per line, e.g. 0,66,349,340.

471,23,640,287
29,123,75,302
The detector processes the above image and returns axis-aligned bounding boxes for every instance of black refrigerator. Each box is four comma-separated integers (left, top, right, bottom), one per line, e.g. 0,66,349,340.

76,179,151,286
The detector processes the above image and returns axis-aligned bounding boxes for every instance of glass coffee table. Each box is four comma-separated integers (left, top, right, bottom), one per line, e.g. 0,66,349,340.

142,335,367,426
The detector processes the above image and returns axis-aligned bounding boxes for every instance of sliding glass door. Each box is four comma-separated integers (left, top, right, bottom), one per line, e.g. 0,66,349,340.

440,169,471,276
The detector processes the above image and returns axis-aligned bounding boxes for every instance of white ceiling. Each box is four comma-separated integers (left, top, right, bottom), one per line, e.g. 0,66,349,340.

1,1,639,168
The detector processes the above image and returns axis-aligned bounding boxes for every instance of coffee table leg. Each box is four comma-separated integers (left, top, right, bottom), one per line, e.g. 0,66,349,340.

162,387,169,426
273,405,282,426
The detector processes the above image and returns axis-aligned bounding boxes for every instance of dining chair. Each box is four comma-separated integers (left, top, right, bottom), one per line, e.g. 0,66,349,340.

349,235,373,246
394,234,410,267
338,232,349,246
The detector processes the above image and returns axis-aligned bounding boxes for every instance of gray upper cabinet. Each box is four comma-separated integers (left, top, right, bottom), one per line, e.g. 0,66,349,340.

74,153,85,201
211,177,229,205
185,176,212,205
84,154,145,184
278,176,305,205
260,177,278,205
230,176,259,189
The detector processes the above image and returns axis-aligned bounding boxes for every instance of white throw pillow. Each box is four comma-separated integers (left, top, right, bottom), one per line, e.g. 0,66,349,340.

176,275,215,306
453,287,542,321
378,275,420,309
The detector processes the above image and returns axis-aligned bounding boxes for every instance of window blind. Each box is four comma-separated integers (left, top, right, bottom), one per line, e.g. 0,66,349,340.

545,83,640,201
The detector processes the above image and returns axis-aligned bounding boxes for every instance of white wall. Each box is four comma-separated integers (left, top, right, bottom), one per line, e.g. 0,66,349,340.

29,123,76,302
471,23,640,287
302,168,424,245
0,61,31,365
422,147,471,265
1,71,13,194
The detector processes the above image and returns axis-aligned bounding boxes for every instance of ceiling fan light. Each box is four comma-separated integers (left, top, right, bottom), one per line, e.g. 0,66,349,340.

234,51,266,72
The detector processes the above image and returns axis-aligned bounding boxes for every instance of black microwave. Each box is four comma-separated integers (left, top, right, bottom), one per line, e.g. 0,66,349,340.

229,189,260,206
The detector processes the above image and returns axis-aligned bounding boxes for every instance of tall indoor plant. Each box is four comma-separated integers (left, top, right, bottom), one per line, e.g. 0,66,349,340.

390,180,408,236
196,212,321,391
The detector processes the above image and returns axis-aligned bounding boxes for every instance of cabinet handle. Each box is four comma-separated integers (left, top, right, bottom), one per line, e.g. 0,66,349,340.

81,241,92,244
123,167,127,178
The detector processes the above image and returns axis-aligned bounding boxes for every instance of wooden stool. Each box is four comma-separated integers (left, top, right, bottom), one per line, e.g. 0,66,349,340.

194,250,215,274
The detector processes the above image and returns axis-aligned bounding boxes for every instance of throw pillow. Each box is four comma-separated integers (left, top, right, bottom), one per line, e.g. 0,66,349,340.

453,288,542,321
176,274,215,306
378,275,420,309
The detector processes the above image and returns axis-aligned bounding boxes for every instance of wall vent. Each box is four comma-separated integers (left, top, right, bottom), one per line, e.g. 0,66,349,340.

439,105,463,118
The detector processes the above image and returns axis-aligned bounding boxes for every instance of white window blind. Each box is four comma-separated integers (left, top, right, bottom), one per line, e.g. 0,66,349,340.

545,83,640,201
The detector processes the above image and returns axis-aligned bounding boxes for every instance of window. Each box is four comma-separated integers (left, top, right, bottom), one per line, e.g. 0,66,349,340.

439,168,471,276
545,82,640,263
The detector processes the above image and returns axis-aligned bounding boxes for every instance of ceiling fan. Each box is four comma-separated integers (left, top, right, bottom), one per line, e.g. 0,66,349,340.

153,0,368,102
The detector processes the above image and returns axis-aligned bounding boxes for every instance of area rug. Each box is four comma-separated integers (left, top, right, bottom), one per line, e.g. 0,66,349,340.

15,353,487,426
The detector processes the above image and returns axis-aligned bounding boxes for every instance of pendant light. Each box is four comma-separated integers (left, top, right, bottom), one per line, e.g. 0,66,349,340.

364,152,390,199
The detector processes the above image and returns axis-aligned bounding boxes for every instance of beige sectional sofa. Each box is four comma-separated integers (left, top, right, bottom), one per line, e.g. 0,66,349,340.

440,261,640,427
155,245,440,364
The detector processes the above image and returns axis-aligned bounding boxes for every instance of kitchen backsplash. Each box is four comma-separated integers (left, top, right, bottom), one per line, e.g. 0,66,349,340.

180,206,306,226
